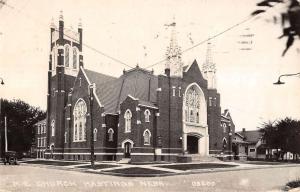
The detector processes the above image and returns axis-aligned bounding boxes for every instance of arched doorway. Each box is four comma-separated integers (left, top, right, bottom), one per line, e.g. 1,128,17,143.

124,142,132,158
187,135,199,154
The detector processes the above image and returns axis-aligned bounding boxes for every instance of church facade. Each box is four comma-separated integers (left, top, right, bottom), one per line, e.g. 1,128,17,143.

44,14,233,162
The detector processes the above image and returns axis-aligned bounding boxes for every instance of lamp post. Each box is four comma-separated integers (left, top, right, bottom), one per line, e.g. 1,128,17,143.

273,72,300,85
0,77,4,159
0,77,4,85
228,122,232,159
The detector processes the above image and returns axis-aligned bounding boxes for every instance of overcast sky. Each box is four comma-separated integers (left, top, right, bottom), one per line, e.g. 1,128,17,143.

0,0,299,131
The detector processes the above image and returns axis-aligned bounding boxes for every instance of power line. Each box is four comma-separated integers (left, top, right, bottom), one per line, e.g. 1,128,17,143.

0,0,134,69
145,2,288,69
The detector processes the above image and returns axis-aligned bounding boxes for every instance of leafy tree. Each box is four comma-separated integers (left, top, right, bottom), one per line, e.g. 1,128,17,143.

253,0,300,56
260,117,300,160
0,99,46,156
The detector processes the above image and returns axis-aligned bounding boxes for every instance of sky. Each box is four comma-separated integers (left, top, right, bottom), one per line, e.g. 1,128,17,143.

0,0,299,131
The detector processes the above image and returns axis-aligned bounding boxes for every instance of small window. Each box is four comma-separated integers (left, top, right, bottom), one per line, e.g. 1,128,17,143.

143,129,151,145
209,97,212,106
108,128,114,142
73,47,77,69
223,123,227,133
93,128,98,142
65,45,70,67
51,120,55,137
64,132,67,143
249,148,255,152
144,109,151,123
37,125,40,134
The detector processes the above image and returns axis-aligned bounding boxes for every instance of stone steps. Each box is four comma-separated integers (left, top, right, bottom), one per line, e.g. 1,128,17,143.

118,158,131,164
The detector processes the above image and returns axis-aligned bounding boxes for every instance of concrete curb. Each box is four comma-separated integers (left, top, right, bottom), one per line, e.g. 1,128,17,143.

17,161,300,178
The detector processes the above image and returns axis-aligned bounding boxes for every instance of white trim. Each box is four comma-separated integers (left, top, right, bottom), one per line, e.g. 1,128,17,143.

138,104,158,109
136,107,140,111
121,139,134,148
128,94,138,100
156,88,162,92
155,112,160,117
80,67,103,108
102,124,106,128
137,120,141,124
45,152,117,155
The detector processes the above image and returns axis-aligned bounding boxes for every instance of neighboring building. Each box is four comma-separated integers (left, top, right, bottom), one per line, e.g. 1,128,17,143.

232,132,248,160
220,109,235,155
34,119,47,159
234,128,266,160
44,13,232,162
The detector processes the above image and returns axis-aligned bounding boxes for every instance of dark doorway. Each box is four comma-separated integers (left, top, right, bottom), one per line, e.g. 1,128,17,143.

187,136,198,154
124,142,131,158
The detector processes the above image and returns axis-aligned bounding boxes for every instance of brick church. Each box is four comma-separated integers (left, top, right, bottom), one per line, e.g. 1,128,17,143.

43,13,235,162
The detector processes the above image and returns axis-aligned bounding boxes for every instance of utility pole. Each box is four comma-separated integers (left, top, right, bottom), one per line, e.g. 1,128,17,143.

89,84,95,169
5,116,7,152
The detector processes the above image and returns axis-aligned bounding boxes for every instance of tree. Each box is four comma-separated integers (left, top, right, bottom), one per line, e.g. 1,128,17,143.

0,99,46,157
253,0,300,56
260,117,300,160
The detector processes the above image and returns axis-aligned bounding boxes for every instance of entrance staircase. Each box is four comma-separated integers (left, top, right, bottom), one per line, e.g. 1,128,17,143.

190,155,221,162
118,158,131,164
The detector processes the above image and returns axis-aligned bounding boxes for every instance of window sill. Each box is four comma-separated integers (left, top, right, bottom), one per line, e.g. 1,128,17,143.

72,140,86,143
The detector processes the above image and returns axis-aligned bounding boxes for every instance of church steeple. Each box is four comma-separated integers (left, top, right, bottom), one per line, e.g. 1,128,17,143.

202,41,217,89
165,18,183,77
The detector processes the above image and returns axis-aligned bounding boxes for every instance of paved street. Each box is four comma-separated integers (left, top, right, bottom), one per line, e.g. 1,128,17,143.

0,164,300,192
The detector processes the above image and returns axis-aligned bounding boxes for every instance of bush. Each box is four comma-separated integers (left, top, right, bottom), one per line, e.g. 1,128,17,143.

286,178,300,189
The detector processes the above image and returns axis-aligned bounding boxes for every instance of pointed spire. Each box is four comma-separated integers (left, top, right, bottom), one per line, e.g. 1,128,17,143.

59,10,64,21
203,40,217,89
50,17,55,28
165,17,183,77
203,41,216,73
78,18,82,29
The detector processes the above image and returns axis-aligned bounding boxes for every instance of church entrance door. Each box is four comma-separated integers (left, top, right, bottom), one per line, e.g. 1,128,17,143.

124,142,131,158
187,136,199,154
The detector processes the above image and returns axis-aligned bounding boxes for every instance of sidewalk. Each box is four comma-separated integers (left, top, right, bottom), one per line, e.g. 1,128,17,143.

16,159,300,177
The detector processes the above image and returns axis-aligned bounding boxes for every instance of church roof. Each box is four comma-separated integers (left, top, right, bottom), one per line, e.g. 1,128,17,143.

84,67,158,114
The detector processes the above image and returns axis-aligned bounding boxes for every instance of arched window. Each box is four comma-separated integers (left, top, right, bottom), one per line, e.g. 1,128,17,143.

72,47,77,69
108,128,114,142
64,132,67,143
65,45,70,67
184,85,201,123
52,47,56,70
223,123,227,133
143,129,151,145
144,109,151,122
73,99,87,142
93,128,98,142
51,119,55,137
124,109,132,133
223,138,227,149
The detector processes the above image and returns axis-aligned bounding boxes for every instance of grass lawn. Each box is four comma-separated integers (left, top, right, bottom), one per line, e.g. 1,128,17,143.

77,164,120,169
104,167,171,175
23,160,83,166
156,163,237,171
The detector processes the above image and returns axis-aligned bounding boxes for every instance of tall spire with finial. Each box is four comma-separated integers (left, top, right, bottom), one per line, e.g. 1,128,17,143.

59,10,64,21
203,41,217,89
165,17,183,77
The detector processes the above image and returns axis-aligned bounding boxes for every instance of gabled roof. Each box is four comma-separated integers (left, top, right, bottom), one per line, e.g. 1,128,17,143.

237,130,262,144
84,67,158,114
34,119,46,126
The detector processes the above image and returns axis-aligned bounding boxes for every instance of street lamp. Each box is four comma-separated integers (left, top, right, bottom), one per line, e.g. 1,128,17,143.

274,73,300,85
0,77,4,85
